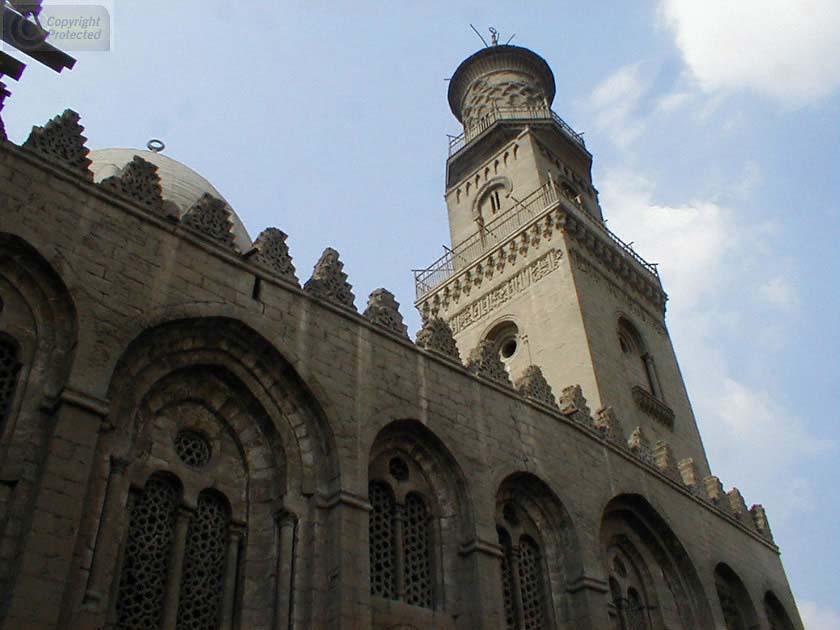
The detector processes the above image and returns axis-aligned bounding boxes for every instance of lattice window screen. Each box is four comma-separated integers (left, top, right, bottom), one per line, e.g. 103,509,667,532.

498,528,516,630
369,482,396,599
403,492,433,608
176,491,230,630
519,536,547,630
0,338,20,431
115,476,179,630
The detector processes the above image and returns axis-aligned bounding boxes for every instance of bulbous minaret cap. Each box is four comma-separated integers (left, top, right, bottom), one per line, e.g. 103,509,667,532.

448,45,556,129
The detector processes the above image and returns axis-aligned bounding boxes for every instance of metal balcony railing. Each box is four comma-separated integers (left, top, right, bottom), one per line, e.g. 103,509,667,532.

413,181,660,300
448,106,587,157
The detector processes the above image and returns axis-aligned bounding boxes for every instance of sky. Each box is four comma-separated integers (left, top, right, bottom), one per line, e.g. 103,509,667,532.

3,1,839,626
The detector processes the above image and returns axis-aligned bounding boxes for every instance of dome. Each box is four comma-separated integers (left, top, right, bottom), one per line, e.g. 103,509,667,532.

88,148,252,252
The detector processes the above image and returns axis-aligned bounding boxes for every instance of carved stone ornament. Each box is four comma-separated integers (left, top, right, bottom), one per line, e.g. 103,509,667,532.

750,504,773,541
653,440,681,482
558,385,593,427
364,288,408,337
99,155,164,212
515,365,558,409
415,317,461,364
304,247,356,311
466,339,512,387
594,407,625,444
632,385,675,429
182,193,237,250
627,427,652,464
250,228,298,284
22,109,92,179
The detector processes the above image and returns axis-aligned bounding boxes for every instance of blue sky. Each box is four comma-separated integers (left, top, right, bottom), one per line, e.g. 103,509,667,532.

4,1,839,626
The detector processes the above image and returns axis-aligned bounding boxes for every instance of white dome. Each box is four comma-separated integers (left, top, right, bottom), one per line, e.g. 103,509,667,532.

88,148,252,252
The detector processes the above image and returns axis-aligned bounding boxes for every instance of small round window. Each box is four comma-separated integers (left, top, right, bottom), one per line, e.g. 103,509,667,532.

486,321,520,363
174,430,211,469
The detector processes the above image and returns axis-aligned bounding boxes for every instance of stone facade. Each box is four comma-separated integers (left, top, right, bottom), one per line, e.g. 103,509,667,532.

0,45,802,630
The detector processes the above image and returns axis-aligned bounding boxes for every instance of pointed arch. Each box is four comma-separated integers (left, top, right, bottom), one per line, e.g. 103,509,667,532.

764,591,796,630
714,563,759,630
600,494,714,629
495,472,582,629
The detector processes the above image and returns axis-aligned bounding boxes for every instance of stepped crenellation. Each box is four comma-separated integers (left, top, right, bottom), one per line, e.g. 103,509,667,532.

6,106,776,555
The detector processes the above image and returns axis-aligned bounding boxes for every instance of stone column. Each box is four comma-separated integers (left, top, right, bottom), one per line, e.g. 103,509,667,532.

393,503,406,599
458,537,507,630
82,454,130,611
509,544,526,630
220,524,245,630
643,354,664,400
273,511,297,630
1,387,109,630
161,505,192,630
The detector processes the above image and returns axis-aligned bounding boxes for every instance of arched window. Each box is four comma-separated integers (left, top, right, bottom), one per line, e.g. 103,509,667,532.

116,475,181,630
496,503,551,630
0,336,21,434
606,545,651,630
368,456,435,609
617,317,660,399
714,564,758,630
764,592,795,630
176,491,231,630
115,474,238,630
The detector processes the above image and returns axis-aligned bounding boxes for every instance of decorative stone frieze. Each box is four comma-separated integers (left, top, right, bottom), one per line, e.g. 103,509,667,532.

249,228,298,285
627,427,652,464
415,318,461,364
750,504,774,541
182,193,237,250
594,407,625,444
304,248,356,311
558,385,593,428
632,386,675,429
363,289,408,338
99,155,165,213
514,365,558,409
466,340,512,387
653,440,681,482
22,109,92,179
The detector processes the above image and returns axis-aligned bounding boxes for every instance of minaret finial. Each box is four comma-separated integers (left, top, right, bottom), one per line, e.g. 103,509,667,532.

146,138,165,153
489,27,499,46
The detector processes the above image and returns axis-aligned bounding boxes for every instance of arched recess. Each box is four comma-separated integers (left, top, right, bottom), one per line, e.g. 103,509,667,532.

367,419,474,624
600,494,714,630
617,315,663,402
69,317,340,629
495,472,583,629
764,591,796,630
0,233,78,609
714,563,760,630
472,176,513,225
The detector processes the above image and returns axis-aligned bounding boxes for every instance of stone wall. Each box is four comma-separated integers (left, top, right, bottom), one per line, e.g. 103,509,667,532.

0,116,802,630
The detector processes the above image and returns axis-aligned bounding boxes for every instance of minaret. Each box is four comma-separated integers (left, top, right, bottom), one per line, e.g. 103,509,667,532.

416,44,711,474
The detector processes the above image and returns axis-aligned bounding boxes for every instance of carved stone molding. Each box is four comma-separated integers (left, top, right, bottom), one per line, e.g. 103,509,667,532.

632,386,675,428
182,193,237,250
415,317,461,364
22,109,92,179
304,248,356,311
594,407,625,444
515,365,559,409
249,228,298,285
99,155,165,213
466,340,512,387
558,384,593,428
364,288,408,337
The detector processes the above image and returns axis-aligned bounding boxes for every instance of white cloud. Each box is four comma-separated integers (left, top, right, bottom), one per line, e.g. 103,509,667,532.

800,601,840,630
589,64,650,147
660,0,840,106
759,275,798,310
